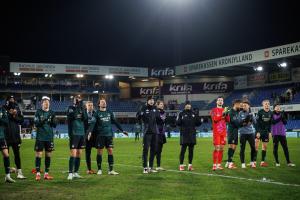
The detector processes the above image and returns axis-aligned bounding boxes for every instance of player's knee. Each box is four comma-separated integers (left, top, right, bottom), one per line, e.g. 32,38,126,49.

262,144,267,150
36,151,43,157
2,149,9,157
107,148,113,155
97,149,103,155
76,150,82,157
70,149,76,157
46,151,51,157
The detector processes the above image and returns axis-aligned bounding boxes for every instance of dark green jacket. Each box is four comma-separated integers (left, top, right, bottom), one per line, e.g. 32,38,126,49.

67,105,88,137
34,109,57,141
256,109,272,134
0,107,8,139
227,108,240,134
93,110,123,137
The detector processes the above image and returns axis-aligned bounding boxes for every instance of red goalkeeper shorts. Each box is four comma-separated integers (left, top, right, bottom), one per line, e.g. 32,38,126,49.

213,134,226,146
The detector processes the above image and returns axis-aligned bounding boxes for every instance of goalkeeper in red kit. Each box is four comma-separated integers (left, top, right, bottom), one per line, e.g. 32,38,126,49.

210,96,230,170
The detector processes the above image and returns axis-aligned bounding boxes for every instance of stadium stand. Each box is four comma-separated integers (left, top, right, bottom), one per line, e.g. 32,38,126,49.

0,83,120,93
27,100,142,112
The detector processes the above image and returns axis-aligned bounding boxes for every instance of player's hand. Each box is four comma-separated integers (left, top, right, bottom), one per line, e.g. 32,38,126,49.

13,109,17,115
122,131,128,136
9,109,14,114
87,132,92,141
256,132,260,139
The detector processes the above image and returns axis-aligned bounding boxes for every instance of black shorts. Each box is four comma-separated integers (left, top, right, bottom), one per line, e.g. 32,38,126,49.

70,135,86,149
0,138,8,150
35,140,54,152
256,133,269,143
96,135,113,149
228,132,238,145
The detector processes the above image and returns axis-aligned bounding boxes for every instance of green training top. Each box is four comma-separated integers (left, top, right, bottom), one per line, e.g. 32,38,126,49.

67,105,88,137
256,109,272,134
227,108,240,134
34,109,57,141
93,110,123,137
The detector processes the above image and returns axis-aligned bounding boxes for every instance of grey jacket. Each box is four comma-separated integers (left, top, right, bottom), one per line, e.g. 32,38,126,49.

238,110,256,135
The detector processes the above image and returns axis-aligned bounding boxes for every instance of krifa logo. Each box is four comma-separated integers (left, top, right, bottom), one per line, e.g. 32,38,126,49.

169,84,192,93
203,82,228,91
140,87,159,95
150,67,174,77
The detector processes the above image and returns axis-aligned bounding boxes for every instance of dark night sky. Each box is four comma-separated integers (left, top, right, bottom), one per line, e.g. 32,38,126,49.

1,0,299,68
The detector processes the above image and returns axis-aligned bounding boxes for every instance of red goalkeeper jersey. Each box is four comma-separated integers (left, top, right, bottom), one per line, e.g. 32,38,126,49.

210,107,230,136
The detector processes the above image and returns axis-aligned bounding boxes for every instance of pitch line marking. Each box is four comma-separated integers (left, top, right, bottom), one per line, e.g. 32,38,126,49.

57,158,300,187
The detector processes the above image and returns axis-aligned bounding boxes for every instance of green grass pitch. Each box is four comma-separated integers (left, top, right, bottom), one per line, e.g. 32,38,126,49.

0,138,300,200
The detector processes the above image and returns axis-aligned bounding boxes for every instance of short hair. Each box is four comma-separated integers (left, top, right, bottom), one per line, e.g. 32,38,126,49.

242,100,251,105
156,100,163,106
232,99,242,106
97,98,106,106
262,99,270,104
85,101,93,105
217,96,224,99
147,96,155,102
